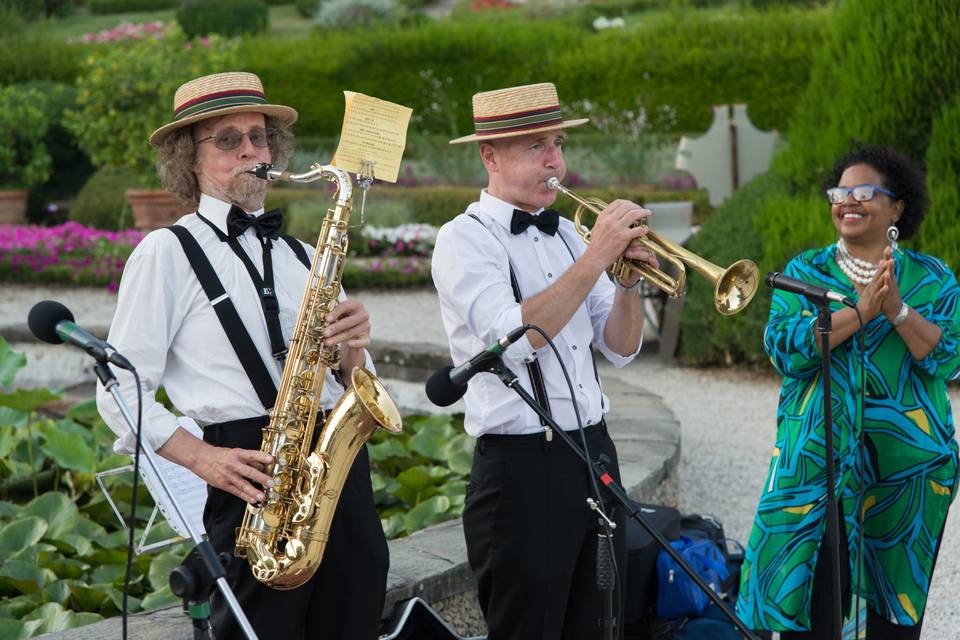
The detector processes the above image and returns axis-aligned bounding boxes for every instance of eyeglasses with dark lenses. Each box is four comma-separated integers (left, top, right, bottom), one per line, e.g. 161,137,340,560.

826,183,898,205
197,127,277,151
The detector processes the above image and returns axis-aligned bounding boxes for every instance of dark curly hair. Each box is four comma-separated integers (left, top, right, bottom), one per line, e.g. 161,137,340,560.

824,144,928,240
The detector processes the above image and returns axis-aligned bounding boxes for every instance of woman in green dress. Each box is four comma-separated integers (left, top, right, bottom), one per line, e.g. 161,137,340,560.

737,145,959,639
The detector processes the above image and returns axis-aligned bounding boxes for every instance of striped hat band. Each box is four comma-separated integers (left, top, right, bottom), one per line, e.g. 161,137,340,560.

174,89,268,121
473,105,564,136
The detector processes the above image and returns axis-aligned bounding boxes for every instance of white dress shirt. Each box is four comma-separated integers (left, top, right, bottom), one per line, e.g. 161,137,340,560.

96,193,373,454
431,191,640,437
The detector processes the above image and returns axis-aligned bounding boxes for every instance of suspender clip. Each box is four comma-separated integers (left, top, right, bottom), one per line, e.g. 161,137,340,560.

545,427,554,443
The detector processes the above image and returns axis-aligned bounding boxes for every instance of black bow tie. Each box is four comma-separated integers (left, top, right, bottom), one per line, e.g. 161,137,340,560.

510,208,560,236
226,206,283,240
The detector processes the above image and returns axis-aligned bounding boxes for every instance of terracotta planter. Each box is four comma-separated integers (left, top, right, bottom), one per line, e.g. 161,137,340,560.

126,189,195,232
0,189,29,226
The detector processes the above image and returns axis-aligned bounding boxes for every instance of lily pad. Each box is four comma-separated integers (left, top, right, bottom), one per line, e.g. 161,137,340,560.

0,517,48,558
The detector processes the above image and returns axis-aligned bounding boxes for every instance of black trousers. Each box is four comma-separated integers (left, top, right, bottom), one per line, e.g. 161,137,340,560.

780,515,944,640
201,416,389,640
463,421,627,640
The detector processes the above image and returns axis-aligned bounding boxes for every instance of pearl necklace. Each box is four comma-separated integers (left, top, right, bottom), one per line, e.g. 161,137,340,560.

835,239,878,285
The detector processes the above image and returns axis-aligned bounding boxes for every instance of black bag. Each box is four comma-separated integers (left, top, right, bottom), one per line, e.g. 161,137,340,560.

623,501,682,638
379,597,486,640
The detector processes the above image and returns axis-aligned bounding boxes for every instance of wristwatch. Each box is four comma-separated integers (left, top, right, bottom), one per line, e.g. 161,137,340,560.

613,276,643,295
891,302,910,326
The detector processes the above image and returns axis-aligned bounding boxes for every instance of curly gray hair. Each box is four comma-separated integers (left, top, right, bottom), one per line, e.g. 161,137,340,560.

155,116,295,205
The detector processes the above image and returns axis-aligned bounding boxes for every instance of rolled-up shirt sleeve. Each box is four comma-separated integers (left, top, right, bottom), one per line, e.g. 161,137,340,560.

585,273,641,367
96,233,186,455
914,261,960,380
431,217,538,368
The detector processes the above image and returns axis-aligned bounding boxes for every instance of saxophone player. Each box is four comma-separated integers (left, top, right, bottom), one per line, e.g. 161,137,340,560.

431,82,660,639
96,72,387,640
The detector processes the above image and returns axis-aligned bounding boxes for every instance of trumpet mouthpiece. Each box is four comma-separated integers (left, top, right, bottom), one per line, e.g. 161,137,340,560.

546,177,561,190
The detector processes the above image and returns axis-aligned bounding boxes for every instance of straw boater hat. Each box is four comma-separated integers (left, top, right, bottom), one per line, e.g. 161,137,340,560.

149,71,298,146
449,82,588,144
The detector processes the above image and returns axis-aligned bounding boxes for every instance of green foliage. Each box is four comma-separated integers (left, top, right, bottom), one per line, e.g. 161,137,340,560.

63,25,240,186
919,97,960,275
295,0,316,17
0,34,80,86
88,0,177,14
177,0,270,38
774,0,960,189
369,413,472,538
241,8,822,139
0,0,78,20
678,172,785,366
0,85,54,189
315,0,406,29
69,166,138,231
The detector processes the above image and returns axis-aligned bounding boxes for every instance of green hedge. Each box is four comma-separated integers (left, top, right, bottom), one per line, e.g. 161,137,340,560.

69,166,136,231
241,9,823,138
920,97,960,272
88,0,178,14
0,35,81,86
774,0,960,189
177,0,269,38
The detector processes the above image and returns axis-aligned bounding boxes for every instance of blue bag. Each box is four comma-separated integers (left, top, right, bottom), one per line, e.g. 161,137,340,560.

656,536,729,619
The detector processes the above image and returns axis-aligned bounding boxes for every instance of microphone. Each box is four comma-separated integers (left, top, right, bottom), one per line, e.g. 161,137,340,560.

765,272,855,308
28,300,134,370
425,325,529,407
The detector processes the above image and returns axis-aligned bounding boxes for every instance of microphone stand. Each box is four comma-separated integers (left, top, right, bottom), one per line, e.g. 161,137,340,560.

815,302,844,640
93,361,259,640
481,359,761,640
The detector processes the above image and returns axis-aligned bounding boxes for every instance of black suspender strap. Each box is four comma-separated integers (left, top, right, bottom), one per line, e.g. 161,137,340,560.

195,214,288,363
467,214,553,426
167,225,279,411
281,235,311,270
555,230,604,395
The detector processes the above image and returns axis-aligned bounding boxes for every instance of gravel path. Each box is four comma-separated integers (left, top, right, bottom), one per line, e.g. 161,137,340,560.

4,284,957,636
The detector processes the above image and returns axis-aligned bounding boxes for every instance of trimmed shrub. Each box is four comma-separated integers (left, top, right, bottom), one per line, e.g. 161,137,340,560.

177,0,269,38
774,0,960,189
919,97,960,276
0,34,81,86
88,0,178,14
295,0,317,16
315,0,405,28
240,9,823,139
69,166,138,231
0,85,54,190
678,173,786,367
64,26,239,185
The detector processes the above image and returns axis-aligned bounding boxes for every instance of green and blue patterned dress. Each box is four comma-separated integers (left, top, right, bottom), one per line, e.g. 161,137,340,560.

737,245,960,631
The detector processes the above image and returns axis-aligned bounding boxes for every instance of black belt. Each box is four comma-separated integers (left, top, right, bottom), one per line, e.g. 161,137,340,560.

203,411,327,450
476,419,607,452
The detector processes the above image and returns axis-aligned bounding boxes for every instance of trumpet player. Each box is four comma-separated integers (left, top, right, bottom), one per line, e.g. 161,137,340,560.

96,72,387,640
431,82,659,639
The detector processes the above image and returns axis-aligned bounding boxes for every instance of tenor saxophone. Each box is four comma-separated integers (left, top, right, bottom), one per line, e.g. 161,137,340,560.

235,162,403,590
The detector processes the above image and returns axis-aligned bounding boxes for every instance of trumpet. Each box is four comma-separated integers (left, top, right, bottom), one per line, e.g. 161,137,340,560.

546,178,759,316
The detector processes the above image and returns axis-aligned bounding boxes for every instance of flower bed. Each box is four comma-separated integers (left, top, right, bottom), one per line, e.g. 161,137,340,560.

0,222,435,292
0,222,143,292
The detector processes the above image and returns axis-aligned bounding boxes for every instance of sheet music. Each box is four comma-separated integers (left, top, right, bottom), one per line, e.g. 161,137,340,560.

136,417,207,538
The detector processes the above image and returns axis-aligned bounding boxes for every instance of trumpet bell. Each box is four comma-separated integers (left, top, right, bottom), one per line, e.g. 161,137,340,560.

714,259,759,316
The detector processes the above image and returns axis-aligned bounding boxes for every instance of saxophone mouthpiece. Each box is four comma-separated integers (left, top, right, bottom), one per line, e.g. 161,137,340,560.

248,163,275,180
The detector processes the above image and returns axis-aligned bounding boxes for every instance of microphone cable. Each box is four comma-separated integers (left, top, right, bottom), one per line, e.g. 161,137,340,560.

118,356,144,640
525,324,623,635
854,309,866,640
